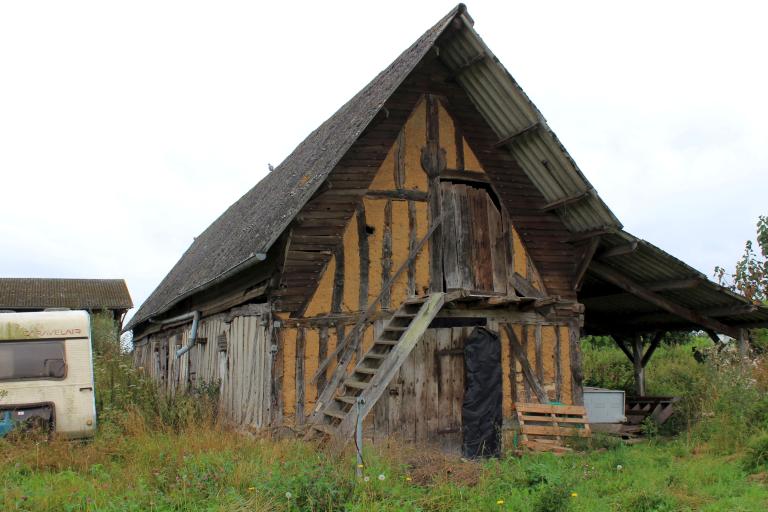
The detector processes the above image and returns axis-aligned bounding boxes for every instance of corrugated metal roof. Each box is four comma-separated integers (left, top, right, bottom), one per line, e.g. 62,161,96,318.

0,278,133,311
438,12,622,234
431,12,768,332
581,232,768,333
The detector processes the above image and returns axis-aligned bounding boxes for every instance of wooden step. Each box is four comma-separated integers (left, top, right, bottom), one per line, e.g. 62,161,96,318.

304,292,446,448
344,379,369,390
324,408,347,420
335,395,357,405
312,423,335,435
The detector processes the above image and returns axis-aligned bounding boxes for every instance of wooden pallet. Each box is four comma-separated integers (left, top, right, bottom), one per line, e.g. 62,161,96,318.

625,396,679,426
515,403,591,453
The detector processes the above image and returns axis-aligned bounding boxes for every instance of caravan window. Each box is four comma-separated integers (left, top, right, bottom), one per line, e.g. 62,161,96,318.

0,340,66,381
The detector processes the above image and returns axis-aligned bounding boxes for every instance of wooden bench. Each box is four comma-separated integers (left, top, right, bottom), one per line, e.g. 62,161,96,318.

515,403,591,453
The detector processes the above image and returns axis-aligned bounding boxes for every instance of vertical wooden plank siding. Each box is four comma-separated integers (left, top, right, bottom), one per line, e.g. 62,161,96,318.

559,325,573,404
569,320,584,405
304,328,319,413
554,326,563,402
522,325,532,402
425,94,444,294
381,199,393,308
134,306,273,429
356,203,370,310
407,200,418,295
331,245,344,314
394,129,406,189
317,325,329,396
498,322,513,418
441,183,461,290
295,327,306,425
282,327,297,419
534,323,545,387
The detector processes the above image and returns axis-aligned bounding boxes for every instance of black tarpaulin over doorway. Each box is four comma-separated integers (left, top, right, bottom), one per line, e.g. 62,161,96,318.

462,326,502,458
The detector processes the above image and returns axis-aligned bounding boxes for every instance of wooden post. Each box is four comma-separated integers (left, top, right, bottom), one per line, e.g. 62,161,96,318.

632,333,645,397
295,328,306,425
569,320,585,405
356,203,370,311
738,328,749,361
423,94,446,294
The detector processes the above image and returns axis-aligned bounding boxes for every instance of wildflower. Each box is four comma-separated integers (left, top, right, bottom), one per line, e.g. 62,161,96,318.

363,476,370,482
285,492,292,499
571,492,578,498
497,499,505,505
378,474,386,481
616,464,623,471
405,476,412,482
247,487,255,492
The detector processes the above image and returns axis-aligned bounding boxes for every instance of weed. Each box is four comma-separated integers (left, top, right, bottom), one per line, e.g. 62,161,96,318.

623,489,678,511
743,431,768,474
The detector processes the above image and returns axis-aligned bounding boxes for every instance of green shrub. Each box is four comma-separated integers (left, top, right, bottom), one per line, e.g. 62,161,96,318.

623,489,677,511
532,484,571,512
742,432,768,474
91,312,219,433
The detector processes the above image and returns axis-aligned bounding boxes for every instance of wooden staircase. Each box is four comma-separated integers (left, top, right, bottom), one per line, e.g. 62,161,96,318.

307,292,445,442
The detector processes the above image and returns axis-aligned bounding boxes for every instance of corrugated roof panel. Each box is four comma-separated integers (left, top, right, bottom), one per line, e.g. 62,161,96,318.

439,13,622,234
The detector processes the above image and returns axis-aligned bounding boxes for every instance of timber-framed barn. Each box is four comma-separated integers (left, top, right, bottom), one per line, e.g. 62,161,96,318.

129,4,768,452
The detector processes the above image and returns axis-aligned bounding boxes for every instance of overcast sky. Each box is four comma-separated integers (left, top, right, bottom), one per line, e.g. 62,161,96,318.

1,1,766,321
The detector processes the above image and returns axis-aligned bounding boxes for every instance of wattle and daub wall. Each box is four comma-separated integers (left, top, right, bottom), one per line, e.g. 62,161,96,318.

133,96,581,444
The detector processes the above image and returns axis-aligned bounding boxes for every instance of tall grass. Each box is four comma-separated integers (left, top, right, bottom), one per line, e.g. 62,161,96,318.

91,312,219,434
582,335,768,454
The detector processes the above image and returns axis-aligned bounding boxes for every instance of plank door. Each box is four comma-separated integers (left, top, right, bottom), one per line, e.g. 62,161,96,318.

441,182,507,295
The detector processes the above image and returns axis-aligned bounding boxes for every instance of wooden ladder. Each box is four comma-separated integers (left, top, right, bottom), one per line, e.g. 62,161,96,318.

307,292,445,443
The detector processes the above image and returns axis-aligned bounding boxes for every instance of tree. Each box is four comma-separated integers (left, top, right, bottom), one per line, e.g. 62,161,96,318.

715,215,768,304
715,216,768,354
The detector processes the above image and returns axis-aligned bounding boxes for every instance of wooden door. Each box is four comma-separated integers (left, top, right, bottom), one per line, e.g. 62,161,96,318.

441,182,507,295
372,326,468,452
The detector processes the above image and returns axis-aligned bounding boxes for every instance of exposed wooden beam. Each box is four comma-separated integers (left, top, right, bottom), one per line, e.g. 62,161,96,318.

510,272,544,298
572,237,601,292
614,337,635,364
541,189,594,213
704,329,723,346
641,331,664,367
702,304,759,317
493,122,541,148
645,278,701,292
580,278,702,301
366,189,428,201
589,261,739,338
503,324,549,404
451,52,487,76
440,169,489,184
598,241,638,259
632,333,646,396
566,228,615,243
